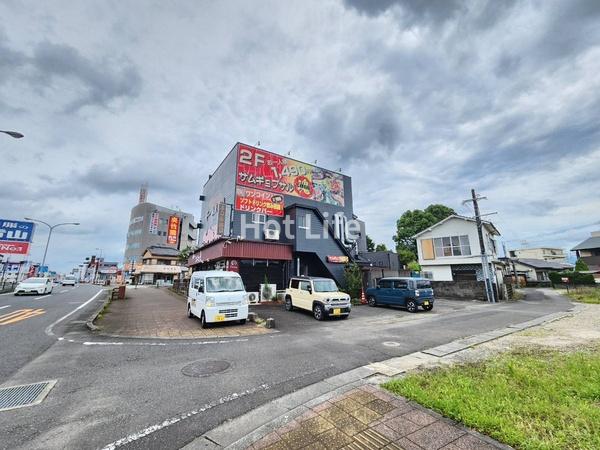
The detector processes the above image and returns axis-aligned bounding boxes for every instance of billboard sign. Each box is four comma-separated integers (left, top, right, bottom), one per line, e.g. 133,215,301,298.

149,211,159,234
0,219,35,255
167,215,180,245
237,145,345,207
327,255,349,264
234,186,284,217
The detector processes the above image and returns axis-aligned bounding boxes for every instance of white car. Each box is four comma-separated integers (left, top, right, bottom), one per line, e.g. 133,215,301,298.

14,277,54,295
187,270,249,328
61,276,77,286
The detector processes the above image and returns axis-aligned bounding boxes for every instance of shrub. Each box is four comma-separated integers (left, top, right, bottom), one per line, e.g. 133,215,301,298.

549,271,595,286
344,263,363,299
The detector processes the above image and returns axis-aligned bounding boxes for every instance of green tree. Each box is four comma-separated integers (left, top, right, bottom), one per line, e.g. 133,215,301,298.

343,263,363,300
375,243,388,251
178,245,195,264
366,235,375,252
393,204,455,264
575,259,589,272
407,261,421,272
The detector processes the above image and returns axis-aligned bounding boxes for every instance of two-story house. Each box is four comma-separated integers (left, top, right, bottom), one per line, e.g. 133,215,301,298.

413,215,503,283
136,245,186,285
571,231,600,282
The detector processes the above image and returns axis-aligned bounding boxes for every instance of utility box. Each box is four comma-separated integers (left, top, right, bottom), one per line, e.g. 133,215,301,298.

118,285,126,299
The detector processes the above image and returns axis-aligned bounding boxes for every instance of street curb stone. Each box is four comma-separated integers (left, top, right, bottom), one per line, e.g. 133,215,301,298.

85,288,110,332
184,301,580,449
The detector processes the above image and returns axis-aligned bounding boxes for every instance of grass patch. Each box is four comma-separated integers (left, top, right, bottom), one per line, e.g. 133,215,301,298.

566,287,600,304
382,347,600,450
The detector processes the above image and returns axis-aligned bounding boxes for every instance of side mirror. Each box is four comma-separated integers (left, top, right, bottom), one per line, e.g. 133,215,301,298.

307,286,312,294
198,285,204,293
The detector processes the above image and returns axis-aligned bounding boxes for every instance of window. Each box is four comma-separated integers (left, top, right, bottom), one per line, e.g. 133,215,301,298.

393,280,408,289
313,279,338,292
206,277,244,292
298,214,310,230
252,213,266,224
290,279,300,289
192,278,200,289
416,280,431,289
434,235,471,257
299,280,311,291
379,280,393,288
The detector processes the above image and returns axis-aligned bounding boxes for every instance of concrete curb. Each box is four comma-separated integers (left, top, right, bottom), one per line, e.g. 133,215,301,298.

85,288,111,332
183,303,583,449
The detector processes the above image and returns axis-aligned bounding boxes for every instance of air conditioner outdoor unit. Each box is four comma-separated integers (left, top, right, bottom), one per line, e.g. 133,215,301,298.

247,292,260,304
264,228,280,240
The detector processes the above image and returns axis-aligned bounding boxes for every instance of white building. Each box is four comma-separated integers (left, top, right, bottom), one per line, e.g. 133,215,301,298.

413,215,503,283
509,247,566,262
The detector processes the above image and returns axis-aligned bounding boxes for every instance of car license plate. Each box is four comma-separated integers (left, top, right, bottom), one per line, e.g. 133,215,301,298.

423,301,429,306
215,314,225,321
333,308,341,315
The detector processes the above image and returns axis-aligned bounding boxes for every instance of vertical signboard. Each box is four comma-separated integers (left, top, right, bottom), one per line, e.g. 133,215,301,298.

0,219,35,255
149,211,159,235
167,215,180,245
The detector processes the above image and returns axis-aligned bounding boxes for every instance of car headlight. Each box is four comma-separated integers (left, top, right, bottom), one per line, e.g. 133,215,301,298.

241,296,249,306
205,296,215,307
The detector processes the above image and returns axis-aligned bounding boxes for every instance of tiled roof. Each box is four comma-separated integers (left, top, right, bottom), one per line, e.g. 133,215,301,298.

516,258,573,270
571,236,600,251
145,246,180,257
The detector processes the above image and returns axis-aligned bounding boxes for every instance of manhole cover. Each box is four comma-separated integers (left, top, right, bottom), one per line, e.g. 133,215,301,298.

181,360,231,378
0,380,57,412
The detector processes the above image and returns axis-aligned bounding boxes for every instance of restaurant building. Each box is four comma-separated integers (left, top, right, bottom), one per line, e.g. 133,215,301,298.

188,143,367,292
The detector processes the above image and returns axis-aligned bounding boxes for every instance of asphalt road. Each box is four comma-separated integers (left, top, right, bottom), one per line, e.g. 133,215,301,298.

0,288,573,450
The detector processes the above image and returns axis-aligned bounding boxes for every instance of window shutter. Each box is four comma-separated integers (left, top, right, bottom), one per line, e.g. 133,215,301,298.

421,239,435,260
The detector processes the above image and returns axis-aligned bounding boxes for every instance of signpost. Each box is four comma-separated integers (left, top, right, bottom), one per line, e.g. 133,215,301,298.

0,219,35,255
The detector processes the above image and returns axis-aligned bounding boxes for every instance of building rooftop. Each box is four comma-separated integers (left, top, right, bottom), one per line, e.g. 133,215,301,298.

411,214,500,239
515,258,573,270
571,235,600,251
144,246,181,257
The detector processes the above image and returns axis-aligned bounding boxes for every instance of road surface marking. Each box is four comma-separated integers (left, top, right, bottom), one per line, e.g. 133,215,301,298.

45,288,104,337
0,308,45,325
60,289,69,293
0,292,14,296
34,294,52,300
0,305,10,310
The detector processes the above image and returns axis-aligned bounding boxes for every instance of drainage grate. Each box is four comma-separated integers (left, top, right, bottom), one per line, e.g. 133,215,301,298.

0,380,57,412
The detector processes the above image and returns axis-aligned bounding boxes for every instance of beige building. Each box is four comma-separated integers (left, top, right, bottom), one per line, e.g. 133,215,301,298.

509,247,566,262
135,245,187,285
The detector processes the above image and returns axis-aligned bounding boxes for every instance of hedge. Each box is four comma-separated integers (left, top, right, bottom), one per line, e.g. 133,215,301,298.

549,271,596,286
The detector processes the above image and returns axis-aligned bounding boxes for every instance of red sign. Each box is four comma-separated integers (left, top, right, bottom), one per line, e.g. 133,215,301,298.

167,216,180,245
237,144,345,207
235,186,284,217
226,259,239,272
0,241,30,255
327,255,349,264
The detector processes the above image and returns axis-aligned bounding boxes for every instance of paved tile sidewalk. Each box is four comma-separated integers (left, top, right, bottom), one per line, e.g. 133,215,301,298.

96,287,273,339
249,385,506,450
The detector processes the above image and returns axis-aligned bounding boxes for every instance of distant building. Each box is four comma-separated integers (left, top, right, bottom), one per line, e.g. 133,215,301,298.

124,186,198,275
359,250,408,287
135,245,186,285
506,258,573,283
509,247,566,262
571,231,600,282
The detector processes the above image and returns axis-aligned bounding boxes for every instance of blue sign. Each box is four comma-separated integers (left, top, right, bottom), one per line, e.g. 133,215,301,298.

38,265,48,273
0,220,35,243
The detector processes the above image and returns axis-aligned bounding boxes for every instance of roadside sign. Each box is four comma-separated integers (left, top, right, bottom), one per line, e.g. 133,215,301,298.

0,219,35,255
38,266,48,273
561,277,569,283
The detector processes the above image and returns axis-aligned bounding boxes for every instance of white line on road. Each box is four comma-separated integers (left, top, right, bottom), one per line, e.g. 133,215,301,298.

34,294,52,300
101,383,271,450
0,305,10,310
45,289,104,337
0,292,14,296
60,289,69,293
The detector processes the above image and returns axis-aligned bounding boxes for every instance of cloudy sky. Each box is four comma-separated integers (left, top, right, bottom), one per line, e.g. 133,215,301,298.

1,0,599,271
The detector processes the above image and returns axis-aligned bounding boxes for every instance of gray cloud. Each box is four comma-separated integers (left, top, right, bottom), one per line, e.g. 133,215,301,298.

30,42,142,112
344,0,464,23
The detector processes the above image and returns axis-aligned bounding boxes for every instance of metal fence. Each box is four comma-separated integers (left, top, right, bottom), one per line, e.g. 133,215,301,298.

171,279,189,296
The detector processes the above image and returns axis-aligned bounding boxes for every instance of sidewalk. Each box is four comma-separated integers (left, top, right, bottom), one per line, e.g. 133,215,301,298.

95,287,273,339
186,299,580,449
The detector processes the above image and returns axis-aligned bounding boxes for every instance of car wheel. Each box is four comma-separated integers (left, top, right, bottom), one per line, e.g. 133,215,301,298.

200,311,209,328
187,303,194,318
285,296,294,311
406,300,418,313
423,304,433,311
313,304,325,321
239,318,247,325
368,296,377,307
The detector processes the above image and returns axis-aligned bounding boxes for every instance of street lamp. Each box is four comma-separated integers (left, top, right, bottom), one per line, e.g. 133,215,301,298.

24,218,80,268
1,130,24,139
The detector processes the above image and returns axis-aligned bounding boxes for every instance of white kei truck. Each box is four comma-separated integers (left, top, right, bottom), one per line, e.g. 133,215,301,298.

187,270,249,328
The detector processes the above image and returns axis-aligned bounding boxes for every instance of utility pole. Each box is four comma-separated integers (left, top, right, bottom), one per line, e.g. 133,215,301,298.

465,189,495,303
502,241,519,287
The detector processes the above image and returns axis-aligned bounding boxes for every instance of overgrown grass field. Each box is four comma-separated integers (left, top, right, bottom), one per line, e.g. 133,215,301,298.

383,348,600,450
566,287,600,304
